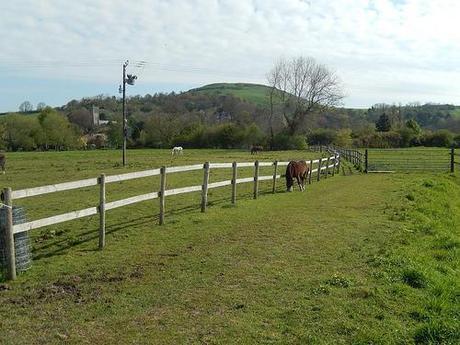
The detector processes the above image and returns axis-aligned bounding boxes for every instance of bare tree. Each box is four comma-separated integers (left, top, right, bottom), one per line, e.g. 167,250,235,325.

266,59,284,147
19,101,33,113
267,56,344,134
36,102,47,111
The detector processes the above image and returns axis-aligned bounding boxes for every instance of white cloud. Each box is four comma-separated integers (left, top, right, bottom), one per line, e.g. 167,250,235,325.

1,0,460,108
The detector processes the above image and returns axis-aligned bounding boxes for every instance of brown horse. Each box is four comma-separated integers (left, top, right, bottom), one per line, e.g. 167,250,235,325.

286,160,310,192
251,145,263,154
0,153,5,174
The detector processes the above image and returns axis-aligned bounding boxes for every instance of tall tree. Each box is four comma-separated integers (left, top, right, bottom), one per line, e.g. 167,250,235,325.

38,108,79,150
3,114,43,150
266,60,285,147
375,113,392,132
36,102,47,111
267,56,344,134
19,101,33,112
405,118,422,135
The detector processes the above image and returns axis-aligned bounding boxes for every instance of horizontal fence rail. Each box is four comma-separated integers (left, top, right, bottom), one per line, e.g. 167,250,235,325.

366,148,454,173
310,145,363,171
314,145,456,173
1,155,339,281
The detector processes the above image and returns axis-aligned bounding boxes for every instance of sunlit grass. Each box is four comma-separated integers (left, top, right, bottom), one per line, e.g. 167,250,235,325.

0,149,458,344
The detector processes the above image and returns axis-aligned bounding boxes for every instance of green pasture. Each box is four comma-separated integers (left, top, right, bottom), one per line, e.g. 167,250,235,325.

191,83,271,107
0,149,459,344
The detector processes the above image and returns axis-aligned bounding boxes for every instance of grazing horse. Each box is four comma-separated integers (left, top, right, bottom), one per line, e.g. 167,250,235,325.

251,145,263,155
171,146,183,156
0,153,5,174
286,160,310,192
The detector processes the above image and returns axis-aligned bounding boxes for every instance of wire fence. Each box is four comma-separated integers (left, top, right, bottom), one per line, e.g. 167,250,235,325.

310,145,455,173
367,148,452,172
0,206,31,276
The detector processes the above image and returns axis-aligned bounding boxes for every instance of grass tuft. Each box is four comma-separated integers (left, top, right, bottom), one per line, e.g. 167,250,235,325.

325,274,352,288
414,320,460,345
402,268,427,289
422,180,434,188
406,193,415,201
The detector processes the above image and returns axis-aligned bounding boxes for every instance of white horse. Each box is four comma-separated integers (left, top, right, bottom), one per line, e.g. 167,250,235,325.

171,146,183,156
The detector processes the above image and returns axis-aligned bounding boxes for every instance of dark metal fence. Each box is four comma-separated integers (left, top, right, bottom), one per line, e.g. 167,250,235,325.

366,148,453,172
310,145,456,173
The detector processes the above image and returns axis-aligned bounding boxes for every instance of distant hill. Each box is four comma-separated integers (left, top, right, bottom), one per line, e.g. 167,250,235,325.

2,82,460,134
189,83,272,107
189,83,460,130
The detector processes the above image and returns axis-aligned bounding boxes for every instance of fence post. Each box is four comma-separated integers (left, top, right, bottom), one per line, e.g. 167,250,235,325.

231,161,237,204
337,155,341,174
272,160,278,193
159,166,166,225
317,158,322,181
253,160,259,199
201,162,210,212
365,149,369,173
325,156,330,178
308,159,313,184
98,174,106,250
450,147,455,173
2,188,16,280
332,155,336,177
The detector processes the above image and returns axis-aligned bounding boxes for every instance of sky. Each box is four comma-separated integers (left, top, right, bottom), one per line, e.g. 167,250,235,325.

1,0,459,112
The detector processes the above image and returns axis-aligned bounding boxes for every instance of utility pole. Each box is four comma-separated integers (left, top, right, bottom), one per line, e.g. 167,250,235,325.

122,60,128,166
119,60,137,167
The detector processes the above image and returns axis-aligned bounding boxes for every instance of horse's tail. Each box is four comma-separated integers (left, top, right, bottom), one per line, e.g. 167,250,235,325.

285,163,294,189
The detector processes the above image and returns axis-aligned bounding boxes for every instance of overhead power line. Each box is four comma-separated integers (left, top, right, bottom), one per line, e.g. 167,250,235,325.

0,58,265,80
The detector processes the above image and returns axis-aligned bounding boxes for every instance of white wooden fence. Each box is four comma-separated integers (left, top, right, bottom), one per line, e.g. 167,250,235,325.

1,154,340,280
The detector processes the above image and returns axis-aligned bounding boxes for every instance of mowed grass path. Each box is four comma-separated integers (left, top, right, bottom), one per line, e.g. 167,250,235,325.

0,150,458,344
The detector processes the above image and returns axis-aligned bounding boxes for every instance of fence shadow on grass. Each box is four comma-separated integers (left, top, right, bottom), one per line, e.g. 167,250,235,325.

30,189,287,261
3,154,343,282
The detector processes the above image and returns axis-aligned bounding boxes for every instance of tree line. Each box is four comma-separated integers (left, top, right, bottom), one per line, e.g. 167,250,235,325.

0,108,81,151
3,56,460,151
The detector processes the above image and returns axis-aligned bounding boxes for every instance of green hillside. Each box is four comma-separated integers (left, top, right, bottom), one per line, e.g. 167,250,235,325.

189,83,272,107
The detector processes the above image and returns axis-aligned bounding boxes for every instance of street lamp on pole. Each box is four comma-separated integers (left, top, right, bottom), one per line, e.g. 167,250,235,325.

119,60,137,166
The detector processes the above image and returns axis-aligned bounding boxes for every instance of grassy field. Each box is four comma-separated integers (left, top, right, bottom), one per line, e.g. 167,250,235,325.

190,83,272,107
0,149,459,344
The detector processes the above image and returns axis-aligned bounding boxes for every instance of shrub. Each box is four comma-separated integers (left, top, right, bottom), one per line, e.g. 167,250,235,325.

272,133,307,150
398,127,418,148
421,130,454,147
208,123,245,149
333,129,353,147
307,128,337,145
453,134,460,148
366,131,402,148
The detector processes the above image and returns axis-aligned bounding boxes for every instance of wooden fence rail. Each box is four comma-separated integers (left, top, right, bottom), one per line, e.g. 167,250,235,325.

1,154,339,280
309,145,362,170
